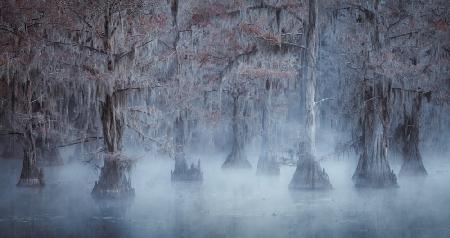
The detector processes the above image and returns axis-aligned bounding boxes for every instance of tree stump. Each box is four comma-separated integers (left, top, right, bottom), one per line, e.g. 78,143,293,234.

171,157,203,182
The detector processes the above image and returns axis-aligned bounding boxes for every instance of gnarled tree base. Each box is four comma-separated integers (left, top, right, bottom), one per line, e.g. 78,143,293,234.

289,154,332,190
17,151,44,187
17,177,44,187
17,167,44,187
92,154,135,199
399,160,427,176
256,155,280,176
353,164,398,188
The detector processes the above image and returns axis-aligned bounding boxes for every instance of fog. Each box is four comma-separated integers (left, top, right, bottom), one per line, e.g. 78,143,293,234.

1,148,449,238
1,0,449,237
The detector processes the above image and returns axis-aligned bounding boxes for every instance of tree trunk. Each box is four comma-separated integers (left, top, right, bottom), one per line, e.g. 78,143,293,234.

353,80,397,187
399,93,427,176
171,113,202,181
304,0,318,156
257,80,279,175
92,91,134,198
352,1,397,188
101,92,124,154
17,126,44,187
290,0,331,190
222,95,251,169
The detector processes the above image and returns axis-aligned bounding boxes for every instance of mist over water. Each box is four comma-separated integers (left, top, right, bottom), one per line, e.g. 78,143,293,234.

1,148,449,238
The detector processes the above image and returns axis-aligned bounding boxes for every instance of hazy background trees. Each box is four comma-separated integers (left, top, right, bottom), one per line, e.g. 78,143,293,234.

0,0,449,188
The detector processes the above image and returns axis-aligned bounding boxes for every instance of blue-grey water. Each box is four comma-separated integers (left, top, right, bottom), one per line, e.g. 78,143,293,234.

0,153,449,238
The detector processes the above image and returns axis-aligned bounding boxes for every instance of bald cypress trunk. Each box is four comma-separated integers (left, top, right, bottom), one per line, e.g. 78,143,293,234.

352,1,397,188
91,4,135,198
399,93,427,176
17,126,44,187
353,81,397,187
290,0,331,190
92,92,134,198
101,92,124,154
17,79,44,187
171,113,202,181
222,95,251,169
257,80,279,176
304,0,318,156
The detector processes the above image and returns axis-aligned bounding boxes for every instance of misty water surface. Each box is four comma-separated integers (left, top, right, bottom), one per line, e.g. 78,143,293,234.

0,151,449,238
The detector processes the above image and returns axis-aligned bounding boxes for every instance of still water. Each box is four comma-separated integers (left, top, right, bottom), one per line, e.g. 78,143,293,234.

0,155,449,238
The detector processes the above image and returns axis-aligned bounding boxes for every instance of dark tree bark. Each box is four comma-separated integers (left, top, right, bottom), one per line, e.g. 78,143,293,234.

17,126,44,187
399,93,427,176
352,0,397,188
92,91,134,198
222,94,252,169
101,92,124,154
353,80,397,187
92,153,134,199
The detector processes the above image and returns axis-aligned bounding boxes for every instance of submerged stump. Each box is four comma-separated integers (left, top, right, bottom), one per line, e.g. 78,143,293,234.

170,114,203,182
171,157,203,182
92,153,135,199
289,153,332,190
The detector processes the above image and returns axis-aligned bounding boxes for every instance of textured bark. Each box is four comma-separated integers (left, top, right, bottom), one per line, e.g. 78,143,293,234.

353,81,397,188
304,0,319,155
17,128,44,187
257,80,279,176
222,95,251,169
353,1,397,188
92,154,134,199
101,92,124,154
399,93,427,176
290,0,331,189
92,92,133,198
